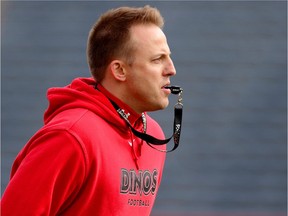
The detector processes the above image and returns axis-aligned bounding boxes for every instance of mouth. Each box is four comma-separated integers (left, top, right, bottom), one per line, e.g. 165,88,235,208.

161,83,171,94
162,83,170,89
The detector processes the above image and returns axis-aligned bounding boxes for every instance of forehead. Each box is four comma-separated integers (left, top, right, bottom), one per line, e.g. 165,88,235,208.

129,24,170,53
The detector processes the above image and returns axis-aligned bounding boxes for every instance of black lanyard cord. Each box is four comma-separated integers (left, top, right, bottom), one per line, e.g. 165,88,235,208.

144,102,183,153
112,86,183,153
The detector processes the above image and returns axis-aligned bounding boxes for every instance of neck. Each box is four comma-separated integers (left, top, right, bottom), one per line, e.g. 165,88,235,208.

101,80,142,114
97,82,142,125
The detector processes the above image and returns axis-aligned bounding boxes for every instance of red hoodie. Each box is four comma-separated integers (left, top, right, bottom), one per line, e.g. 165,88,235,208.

1,77,166,215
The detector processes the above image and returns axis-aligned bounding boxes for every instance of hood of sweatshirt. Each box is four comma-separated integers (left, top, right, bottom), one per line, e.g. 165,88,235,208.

44,77,142,131
44,77,159,169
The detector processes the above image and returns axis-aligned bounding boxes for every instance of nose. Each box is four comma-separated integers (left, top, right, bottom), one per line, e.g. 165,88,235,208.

164,56,176,76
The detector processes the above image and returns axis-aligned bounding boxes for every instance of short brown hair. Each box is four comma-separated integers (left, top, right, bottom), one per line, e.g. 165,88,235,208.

87,5,164,82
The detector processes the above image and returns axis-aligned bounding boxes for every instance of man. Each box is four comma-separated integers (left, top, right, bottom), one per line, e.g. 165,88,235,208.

1,5,176,215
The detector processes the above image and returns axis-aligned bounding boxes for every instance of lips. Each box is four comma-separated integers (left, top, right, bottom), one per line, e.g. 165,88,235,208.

162,83,171,94
161,83,170,89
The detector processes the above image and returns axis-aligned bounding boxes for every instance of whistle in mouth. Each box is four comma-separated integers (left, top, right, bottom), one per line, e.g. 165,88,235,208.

164,86,183,94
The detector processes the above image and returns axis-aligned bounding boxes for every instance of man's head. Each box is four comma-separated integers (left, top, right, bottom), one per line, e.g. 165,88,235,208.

87,5,164,83
87,6,176,113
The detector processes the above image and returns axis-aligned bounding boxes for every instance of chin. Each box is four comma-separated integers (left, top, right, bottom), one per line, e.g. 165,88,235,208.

159,100,170,110
147,98,169,112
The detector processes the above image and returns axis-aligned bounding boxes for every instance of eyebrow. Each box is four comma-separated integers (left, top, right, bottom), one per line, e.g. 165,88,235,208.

154,51,172,58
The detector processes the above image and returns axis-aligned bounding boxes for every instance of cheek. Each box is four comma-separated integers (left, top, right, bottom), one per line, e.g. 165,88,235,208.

129,71,154,89
131,82,156,105
127,65,161,96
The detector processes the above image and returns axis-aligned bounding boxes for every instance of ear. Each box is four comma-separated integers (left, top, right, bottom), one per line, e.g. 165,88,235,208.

110,60,127,82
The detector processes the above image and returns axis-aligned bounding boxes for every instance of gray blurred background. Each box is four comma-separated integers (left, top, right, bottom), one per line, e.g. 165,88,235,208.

1,1,286,215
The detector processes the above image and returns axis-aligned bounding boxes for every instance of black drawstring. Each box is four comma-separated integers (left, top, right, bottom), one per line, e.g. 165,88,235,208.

111,86,183,153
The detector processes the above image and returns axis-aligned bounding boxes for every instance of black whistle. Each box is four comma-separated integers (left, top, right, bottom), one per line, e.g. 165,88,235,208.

164,86,183,94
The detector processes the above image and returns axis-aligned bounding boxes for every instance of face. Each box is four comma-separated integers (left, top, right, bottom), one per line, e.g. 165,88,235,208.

123,24,176,113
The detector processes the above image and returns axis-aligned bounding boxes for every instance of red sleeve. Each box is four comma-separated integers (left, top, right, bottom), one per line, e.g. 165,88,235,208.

1,130,87,215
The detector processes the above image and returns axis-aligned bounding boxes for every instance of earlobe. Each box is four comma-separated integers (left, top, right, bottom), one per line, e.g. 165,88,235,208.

110,60,126,81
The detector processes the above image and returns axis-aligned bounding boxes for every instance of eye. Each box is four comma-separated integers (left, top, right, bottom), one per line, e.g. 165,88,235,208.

152,56,163,64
